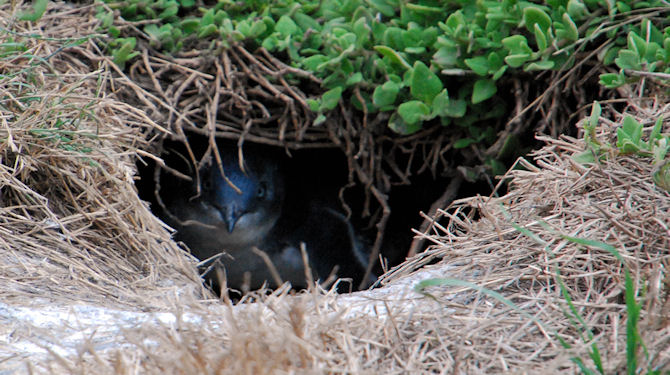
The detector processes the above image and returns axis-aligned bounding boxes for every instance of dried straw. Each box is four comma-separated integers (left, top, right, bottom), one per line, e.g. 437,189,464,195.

0,1,206,310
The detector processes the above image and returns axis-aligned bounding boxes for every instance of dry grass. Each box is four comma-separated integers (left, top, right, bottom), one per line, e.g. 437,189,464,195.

0,1,669,374
0,2,206,308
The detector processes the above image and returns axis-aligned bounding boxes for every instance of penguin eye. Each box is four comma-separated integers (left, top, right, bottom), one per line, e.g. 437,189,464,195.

201,175,212,191
257,182,268,198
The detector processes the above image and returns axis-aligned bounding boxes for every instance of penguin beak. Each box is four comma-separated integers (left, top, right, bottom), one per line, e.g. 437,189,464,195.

223,204,239,233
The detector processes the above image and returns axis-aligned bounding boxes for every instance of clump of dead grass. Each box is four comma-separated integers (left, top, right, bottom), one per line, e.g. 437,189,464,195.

382,100,670,372
0,1,206,308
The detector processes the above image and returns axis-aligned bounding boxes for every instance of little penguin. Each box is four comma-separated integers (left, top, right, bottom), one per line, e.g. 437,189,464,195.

161,144,374,292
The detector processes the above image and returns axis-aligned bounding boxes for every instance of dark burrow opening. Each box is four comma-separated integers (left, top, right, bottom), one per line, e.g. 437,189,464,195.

136,133,495,295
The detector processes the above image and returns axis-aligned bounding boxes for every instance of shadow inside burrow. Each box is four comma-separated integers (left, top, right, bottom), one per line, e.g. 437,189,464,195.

135,133,478,296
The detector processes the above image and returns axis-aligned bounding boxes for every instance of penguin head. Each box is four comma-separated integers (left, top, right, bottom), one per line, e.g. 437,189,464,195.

199,150,284,246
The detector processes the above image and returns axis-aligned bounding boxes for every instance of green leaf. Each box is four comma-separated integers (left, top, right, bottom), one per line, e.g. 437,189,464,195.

368,0,396,17
110,37,139,67
523,7,551,33
275,15,298,36
453,138,477,148
383,27,405,50
471,79,497,104
388,113,422,135
319,87,343,111
374,45,411,69
502,35,532,55
159,4,178,20
261,35,278,51
198,24,219,38
444,10,464,31
346,72,363,85
373,81,400,107
572,150,596,164
487,52,503,70
314,113,327,125
560,13,579,41
405,3,443,13
302,55,329,71
505,54,532,68
653,161,670,192
443,99,467,118
492,65,507,81
616,116,643,153
628,32,647,57
486,158,507,176
599,72,626,88
567,0,589,20
649,116,663,143
180,18,200,34
307,99,319,112
410,61,443,103
588,101,601,130
200,8,215,26
249,20,268,38
398,100,430,125
431,89,450,117
464,56,489,76
352,17,371,43
18,0,48,21
534,24,548,52
433,46,459,68
524,60,555,71
293,12,320,32
615,50,641,70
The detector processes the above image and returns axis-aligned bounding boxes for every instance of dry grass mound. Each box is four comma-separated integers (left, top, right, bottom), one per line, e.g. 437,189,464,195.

1,1,668,374
0,2,206,309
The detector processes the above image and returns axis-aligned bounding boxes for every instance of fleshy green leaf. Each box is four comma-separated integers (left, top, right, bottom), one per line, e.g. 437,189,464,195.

18,0,48,21
534,23,548,51
398,100,430,125
302,55,329,71
471,79,497,104
615,50,641,70
410,61,443,103
599,72,626,88
443,98,467,118
502,35,533,55
572,150,596,164
431,89,450,117
561,13,579,41
314,113,327,125
374,45,411,69
373,81,400,107
454,138,477,148
523,7,551,33
346,72,363,85
198,24,219,38
524,60,555,71
616,116,643,153
368,0,396,17
275,15,298,36
319,87,343,111
505,54,532,68
465,56,489,76
388,113,422,135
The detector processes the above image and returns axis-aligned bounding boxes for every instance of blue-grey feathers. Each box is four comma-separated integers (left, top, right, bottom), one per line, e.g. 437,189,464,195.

164,146,372,291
